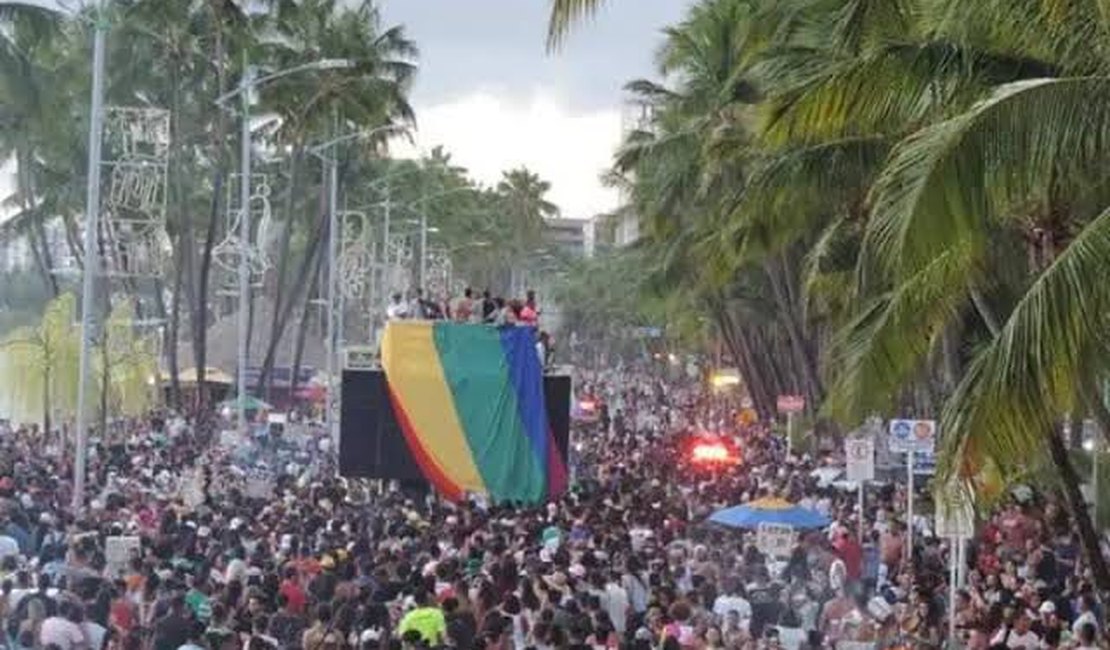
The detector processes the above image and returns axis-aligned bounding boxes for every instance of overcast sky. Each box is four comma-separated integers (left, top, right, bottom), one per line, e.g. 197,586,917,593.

0,1,691,220
380,0,691,219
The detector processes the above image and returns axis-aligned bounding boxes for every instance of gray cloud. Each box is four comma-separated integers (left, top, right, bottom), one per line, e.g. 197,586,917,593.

379,0,691,111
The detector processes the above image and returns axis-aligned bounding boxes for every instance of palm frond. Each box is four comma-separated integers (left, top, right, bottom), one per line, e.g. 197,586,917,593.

827,240,978,423
862,77,1110,288
938,204,1110,492
757,41,999,146
546,0,605,52
726,136,888,253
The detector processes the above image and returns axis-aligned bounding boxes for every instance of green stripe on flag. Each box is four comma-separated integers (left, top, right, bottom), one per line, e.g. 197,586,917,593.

432,323,547,503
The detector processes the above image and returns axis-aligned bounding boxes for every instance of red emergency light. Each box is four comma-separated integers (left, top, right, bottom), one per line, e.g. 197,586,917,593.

691,441,737,465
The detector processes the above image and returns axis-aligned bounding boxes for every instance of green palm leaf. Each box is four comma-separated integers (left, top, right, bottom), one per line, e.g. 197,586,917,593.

863,76,1110,287
546,0,606,51
939,203,1110,491
826,240,977,422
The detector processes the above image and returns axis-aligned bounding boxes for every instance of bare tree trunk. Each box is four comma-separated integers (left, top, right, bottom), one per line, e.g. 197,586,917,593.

291,237,329,404
42,366,51,438
155,274,181,409
26,225,55,296
1046,428,1110,596
19,153,59,297
271,145,302,325
160,52,186,411
264,145,303,398
61,213,83,269
194,1,229,410
764,258,823,406
712,300,773,420
256,172,330,394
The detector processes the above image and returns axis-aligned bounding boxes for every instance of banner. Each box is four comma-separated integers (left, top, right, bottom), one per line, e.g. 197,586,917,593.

777,395,805,413
380,322,565,504
756,523,796,557
105,536,141,577
888,419,936,453
845,439,875,482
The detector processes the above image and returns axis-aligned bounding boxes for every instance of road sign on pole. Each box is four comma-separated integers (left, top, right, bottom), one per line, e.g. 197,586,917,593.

756,523,796,558
888,419,937,453
846,438,875,482
777,395,806,413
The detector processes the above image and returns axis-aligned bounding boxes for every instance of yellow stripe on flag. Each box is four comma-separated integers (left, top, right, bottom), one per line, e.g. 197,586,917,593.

381,322,485,493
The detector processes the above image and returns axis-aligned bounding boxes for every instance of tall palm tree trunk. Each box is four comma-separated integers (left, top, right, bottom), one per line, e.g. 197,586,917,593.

257,177,330,394
194,1,229,409
763,258,823,405
291,241,329,403
18,152,59,297
1046,428,1110,595
262,144,303,399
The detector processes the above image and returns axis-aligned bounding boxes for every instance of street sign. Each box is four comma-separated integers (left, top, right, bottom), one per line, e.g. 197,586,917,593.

345,346,377,369
935,482,975,538
888,419,936,453
756,522,796,557
777,395,806,413
105,536,141,577
846,438,875,482
913,451,937,475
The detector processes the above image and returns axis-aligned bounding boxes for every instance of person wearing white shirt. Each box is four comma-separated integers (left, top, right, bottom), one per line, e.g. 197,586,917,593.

603,573,630,636
1072,595,1098,638
990,611,1041,649
386,293,409,320
0,534,19,559
1072,620,1100,650
82,619,107,650
40,602,88,650
712,581,752,627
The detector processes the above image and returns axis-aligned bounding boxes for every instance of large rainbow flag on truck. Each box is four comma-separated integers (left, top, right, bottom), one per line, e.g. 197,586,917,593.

369,321,567,503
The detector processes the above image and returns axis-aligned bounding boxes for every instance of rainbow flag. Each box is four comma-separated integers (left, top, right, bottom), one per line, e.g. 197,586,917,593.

381,321,567,504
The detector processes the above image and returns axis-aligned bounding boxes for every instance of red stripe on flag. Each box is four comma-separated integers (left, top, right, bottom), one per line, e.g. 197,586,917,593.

387,384,464,502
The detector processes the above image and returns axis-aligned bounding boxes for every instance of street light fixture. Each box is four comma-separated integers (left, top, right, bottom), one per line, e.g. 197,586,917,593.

307,123,404,446
4,0,114,512
215,56,353,438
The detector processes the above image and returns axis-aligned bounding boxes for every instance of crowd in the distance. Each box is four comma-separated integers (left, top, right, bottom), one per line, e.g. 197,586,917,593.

0,365,1105,650
385,288,553,367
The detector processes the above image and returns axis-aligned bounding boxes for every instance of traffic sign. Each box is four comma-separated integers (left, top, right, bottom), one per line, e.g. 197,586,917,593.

756,523,796,557
888,419,936,453
777,395,806,413
846,438,875,482
935,482,974,538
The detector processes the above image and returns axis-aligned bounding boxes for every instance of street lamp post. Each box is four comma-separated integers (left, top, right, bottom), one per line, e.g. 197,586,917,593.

73,2,108,512
235,61,253,438
1086,437,1099,527
306,124,402,444
215,57,351,436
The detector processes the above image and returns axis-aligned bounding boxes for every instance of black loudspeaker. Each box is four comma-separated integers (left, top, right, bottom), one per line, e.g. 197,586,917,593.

338,370,424,480
339,370,571,483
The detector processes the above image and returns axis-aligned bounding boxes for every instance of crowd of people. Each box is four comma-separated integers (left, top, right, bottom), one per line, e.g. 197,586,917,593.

0,365,1105,650
385,288,553,367
385,289,540,328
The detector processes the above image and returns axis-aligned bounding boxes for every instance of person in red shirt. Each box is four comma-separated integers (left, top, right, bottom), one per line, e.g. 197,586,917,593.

279,566,307,615
833,529,863,582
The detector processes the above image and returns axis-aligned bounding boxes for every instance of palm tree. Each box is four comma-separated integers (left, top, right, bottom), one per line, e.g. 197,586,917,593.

0,294,82,435
496,167,559,267
601,0,1110,591
547,0,607,50
0,4,68,297
254,0,418,396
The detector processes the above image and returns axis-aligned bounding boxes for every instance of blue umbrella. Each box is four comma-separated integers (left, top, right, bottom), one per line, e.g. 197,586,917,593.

708,497,830,529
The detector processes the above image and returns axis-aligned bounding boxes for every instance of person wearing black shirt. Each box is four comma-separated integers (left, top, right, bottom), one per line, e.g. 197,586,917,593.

444,597,476,650
481,291,497,323
153,595,196,650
